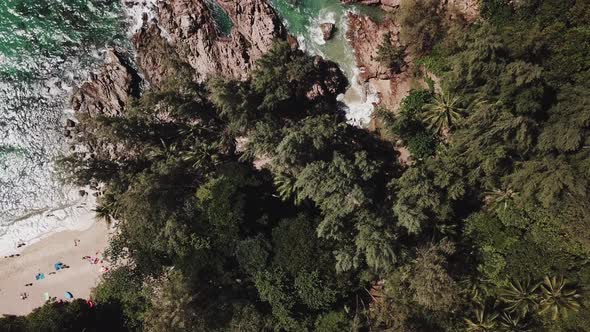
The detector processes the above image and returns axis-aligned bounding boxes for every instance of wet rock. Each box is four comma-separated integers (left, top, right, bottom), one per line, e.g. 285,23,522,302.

287,34,299,50
79,190,87,197
65,119,76,127
320,23,336,40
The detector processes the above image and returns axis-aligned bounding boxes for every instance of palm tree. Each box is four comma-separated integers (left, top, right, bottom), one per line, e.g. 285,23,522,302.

465,307,498,332
422,88,464,134
273,173,302,205
498,279,540,318
484,187,519,210
498,312,532,332
538,276,582,320
93,203,116,224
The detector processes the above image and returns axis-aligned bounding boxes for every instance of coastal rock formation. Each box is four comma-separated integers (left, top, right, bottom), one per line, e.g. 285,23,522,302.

70,49,141,160
320,23,336,40
71,49,140,117
347,13,400,82
344,0,479,111
340,0,478,18
306,56,349,102
132,23,186,88
346,12,413,111
134,0,286,86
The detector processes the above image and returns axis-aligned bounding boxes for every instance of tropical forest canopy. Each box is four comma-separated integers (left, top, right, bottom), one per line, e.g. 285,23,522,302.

2,0,589,331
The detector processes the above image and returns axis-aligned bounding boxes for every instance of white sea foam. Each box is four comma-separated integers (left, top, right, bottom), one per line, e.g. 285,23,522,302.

122,0,159,36
0,189,97,255
309,10,336,46
0,1,130,256
0,73,98,256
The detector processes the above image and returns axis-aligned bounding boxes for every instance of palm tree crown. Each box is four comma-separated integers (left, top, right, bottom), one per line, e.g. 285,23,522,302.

465,307,498,332
499,279,540,318
538,276,582,320
422,88,464,134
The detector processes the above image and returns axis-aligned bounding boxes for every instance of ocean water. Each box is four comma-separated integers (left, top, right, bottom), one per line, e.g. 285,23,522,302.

0,0,125,253
270,0,384,126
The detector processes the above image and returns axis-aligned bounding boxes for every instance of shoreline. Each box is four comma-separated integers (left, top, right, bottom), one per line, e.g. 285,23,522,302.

0,219,111,316
0,188,97,257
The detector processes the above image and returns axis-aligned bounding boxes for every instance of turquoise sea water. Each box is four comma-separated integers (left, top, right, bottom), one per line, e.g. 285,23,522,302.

271,0,383,78
204,0,233,36
0,0,124,238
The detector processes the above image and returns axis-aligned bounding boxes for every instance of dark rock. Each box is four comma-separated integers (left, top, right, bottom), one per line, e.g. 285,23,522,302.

320,23,336,41
287,34,299,50
306,56,348,102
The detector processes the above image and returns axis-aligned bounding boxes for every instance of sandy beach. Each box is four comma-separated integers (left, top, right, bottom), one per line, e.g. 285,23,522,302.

0,220,110,316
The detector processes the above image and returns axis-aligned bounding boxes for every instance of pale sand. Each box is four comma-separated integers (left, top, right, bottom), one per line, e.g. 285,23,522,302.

0,221,110,316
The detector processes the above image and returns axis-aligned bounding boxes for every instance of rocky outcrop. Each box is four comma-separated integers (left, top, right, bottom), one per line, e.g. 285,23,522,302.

346,13,415,111
69,49,142,160
320,23,336,40
133,24,178,88
344,0,479,111
71,49,140,117
341,0,478,18
134,0,286,86
347,14,400,82
306,56,349,102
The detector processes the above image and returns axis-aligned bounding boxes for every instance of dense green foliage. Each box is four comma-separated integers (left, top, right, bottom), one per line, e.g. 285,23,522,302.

5,1,590,331
375,32,405,73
